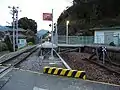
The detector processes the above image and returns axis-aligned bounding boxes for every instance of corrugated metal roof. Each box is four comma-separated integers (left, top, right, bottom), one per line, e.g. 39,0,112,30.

0,26,10,31
8,28,27,32
90,26,120,31
0,25,27,32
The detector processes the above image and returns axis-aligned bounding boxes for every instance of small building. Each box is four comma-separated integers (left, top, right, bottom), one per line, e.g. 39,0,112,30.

7,28,27,48
90,27,120,45
0,26,27,48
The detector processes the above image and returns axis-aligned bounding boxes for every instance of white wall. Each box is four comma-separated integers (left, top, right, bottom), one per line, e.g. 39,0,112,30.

18,39,27,48
94,30,120,44
94,31,104,43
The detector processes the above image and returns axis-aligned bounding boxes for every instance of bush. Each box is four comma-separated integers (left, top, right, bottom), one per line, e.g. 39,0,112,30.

27,42,34,45
1,42,8,51
109,42,116,46
0,42,8,51
27,37,35,44
4,35,13,52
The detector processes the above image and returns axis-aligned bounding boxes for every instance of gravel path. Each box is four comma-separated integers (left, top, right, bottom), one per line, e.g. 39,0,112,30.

16,49,41,72
61,52,120,85
16,49,66,73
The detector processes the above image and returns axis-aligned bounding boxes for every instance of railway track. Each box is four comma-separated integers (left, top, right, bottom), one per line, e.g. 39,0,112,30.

0,44,71,79
0,46,38,77
0,46,36,64
2,47,38,66
84,58,120,75
59,47,120,75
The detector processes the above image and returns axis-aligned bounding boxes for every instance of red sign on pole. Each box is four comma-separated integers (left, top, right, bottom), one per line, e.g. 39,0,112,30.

43,13,52,21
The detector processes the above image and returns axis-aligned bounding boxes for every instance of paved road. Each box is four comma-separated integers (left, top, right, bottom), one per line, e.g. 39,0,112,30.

1,69,120,90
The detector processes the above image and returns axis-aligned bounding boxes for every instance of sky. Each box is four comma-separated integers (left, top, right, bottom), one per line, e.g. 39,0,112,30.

0,0,72,31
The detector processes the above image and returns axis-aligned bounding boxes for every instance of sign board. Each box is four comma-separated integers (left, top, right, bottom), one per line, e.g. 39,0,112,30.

43,13,52,21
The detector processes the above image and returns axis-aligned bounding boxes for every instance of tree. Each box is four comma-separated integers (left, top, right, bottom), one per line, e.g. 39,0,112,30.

4,35,13,52
18,17,37,33
18,17,37,44
57,0,120,36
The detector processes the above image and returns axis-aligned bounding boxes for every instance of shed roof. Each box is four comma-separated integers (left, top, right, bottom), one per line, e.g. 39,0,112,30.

0,25,27,32
90,26,120,31
41,41,57,48
8,28,27,32
0,26,10,31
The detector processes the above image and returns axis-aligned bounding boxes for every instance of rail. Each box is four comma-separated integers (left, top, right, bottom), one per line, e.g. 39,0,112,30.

0,46,38,78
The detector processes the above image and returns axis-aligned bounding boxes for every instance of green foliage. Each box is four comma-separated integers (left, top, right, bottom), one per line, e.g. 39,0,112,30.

4,35,13,52
27,37,35,44
57,0,120,36
1,43,8,51
18,17,37,34
27,42,34,45
0,42,8,52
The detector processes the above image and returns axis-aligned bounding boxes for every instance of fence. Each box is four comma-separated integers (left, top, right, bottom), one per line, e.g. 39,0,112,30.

57,35,94,44
95,34,120,46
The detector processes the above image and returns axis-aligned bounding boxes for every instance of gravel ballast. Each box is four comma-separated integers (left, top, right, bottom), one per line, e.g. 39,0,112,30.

0,46,36,63
61,52,120,85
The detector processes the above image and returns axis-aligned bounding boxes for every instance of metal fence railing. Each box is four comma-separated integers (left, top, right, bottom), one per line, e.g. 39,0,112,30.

95,34,120,46
54,34,120,46
57,35,94,44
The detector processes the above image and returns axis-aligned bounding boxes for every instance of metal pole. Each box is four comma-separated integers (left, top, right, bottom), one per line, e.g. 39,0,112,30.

51,9,54,59
40,36,43,56
55,23,58,45
66,21,69,44
16,10,18,50
12,6,15,52
0,41,1,52
102,47,105,64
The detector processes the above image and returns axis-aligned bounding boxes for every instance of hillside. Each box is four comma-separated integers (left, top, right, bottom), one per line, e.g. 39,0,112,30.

57,0,120,36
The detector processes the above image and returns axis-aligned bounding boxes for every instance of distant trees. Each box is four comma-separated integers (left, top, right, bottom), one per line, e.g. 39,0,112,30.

18,17,37,34
4,35,13,52
18,17,37,44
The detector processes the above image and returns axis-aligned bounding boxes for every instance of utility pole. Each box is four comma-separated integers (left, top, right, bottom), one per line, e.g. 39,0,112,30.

12,6,15,52
8,6,20,51
16,10,19,50
54,23,58,46
66,20,69,44
51,9,54,60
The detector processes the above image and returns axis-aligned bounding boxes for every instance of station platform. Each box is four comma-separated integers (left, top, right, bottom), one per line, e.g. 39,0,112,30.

58,44,84,48
0,68,120,90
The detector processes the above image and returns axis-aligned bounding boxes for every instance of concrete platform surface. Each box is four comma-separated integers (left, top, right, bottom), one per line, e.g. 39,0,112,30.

58,44,84,47
1,69,120,90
